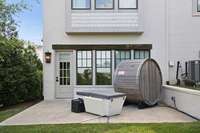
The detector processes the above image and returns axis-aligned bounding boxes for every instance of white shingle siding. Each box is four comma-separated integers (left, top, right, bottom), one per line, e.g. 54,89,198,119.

66,0,143,33
71,13,139,28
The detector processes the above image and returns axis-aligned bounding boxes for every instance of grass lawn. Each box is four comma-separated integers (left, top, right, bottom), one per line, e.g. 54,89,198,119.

0,101,38,122
0,122,200,133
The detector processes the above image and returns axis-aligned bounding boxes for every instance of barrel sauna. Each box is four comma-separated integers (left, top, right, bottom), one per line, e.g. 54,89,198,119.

114,59,162,106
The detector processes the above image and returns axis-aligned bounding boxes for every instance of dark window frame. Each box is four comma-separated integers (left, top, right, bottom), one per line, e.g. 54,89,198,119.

118,0,138,10
115,50,131,68
134,50,151,59
76,50,93,85
198,0,200,12
95,50,112,85
71,0,91,10
95,0,114,10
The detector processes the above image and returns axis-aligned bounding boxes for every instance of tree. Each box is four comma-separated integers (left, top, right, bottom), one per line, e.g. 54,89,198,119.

0,0,27,38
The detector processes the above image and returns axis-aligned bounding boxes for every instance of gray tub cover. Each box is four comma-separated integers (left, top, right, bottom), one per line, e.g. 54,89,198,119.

77,90,126,100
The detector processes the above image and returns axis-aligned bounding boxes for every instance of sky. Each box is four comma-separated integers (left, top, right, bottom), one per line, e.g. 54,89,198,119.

8,0,43,45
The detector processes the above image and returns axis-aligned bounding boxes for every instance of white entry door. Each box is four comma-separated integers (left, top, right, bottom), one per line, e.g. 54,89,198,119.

56,52,74,99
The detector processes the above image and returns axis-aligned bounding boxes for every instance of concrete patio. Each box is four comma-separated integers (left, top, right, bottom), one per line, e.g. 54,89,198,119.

0,100,196,126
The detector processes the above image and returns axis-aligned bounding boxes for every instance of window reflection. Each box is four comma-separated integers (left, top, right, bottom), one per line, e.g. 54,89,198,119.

77,68,92,85
119,0,137,9
95,0,113,9
134,50,150,59
96,51,112,85
72,0,91,9
77,51,92,85
115,50,131,68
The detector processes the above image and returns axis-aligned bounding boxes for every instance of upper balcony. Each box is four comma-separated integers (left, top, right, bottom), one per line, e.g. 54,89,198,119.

66,0,144,34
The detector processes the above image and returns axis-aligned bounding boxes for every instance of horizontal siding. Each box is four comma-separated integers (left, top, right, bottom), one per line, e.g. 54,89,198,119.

67,12,143,33
71,12,138,28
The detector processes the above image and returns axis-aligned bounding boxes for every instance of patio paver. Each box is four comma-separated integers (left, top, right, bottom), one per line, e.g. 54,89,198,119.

0,100,196,126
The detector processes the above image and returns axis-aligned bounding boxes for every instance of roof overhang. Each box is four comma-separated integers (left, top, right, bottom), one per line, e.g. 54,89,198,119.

52,44,152,50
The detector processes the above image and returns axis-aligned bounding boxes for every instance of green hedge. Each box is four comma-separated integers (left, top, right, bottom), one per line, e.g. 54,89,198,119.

0,36,43,106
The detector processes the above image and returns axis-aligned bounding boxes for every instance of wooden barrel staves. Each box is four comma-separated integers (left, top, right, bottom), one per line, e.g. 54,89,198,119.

114,59,162,106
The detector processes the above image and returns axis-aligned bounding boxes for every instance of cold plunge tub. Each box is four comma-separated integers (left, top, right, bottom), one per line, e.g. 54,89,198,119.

77,90,126,117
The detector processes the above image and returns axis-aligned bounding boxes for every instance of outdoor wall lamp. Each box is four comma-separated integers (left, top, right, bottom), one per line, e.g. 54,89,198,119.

45,52,52,63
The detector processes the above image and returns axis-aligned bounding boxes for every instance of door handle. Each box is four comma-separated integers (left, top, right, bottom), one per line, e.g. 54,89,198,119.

56,77,59,82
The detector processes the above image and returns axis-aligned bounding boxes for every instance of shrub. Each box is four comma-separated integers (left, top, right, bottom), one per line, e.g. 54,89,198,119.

0,36,43,106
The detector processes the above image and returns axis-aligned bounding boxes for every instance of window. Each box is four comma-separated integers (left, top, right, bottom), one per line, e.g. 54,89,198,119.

72,0,91,9
134,50,150,59
77,51,93,85
193,0,200,16
115,50,131,68
119,0,138,9
96,51,112,85
60,62,70,85
95,0,114,9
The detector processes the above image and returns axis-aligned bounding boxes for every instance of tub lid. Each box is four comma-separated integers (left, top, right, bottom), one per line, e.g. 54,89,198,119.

77,90,126,99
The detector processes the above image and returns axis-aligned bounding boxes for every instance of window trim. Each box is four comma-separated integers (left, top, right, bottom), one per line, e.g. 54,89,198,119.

118,0,138,10
95,50,112,85
95,0,114,10
71,0,91,10
76,50,93,85
114,50,131,68
198,0,200,12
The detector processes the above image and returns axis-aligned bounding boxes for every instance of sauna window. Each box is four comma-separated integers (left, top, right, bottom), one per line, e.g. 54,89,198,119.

134,50,150,59
95,0,114,9
115,50,131,68
96,51,112,85
118,0,138,9
72,0,91,9
77,51,93,85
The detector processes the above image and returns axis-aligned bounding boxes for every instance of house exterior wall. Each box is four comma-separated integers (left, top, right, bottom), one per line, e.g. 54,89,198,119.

168,0,200,81
42,0,200,100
